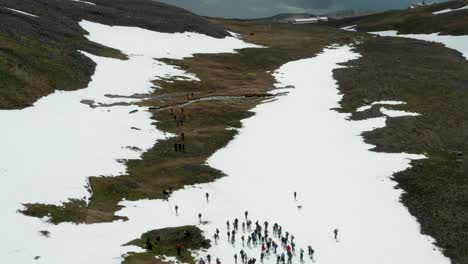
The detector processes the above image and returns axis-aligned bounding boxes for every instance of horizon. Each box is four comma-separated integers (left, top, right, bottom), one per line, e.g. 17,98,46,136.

157,0,448,19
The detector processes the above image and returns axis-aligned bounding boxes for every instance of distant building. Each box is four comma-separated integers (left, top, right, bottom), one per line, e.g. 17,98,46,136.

291,17,328,24
409,1,433,9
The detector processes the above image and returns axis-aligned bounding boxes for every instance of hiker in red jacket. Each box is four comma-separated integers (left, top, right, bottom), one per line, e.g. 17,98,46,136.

176,244,183,256
216,257,221,264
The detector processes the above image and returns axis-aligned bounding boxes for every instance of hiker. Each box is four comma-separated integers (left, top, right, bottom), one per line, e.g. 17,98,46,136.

242,222,246,231
280,253,285,263
234,253,238,263
247,235,252,245
199,258,205,264
227,220,230,230
287,251,292,264
264,221,268,230
241,235,245,246
198,213,202,223
216,257,221,264
308,246,315,259
176,244,182,256
334,228,339,241
273,241,278,253
206,192,209,202
227,231,231,240
260,252,265,262
300,249,304,263
207,254,212,264
175,205,179,215
294,191,297,200
291,241,296,251
276,255,281,264
245,210,249,219
291,235,295,243
213,232,218,241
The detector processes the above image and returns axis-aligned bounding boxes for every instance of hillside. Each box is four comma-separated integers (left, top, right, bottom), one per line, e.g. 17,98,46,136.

331,0,468,35
0,0,227,109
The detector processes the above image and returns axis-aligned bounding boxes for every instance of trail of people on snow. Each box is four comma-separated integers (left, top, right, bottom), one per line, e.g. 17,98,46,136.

119,45,450,264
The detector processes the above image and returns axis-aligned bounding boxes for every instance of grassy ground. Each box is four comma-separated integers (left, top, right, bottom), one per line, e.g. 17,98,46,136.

329,0,468,35
123,226,210,264
334,36,468,264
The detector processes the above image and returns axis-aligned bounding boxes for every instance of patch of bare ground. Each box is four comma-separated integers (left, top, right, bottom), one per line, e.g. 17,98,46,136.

123,226,209,264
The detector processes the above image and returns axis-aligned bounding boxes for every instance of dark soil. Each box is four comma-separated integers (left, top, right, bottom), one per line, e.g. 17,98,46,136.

0,0,227,109
334,36,468,264
124,226,210,264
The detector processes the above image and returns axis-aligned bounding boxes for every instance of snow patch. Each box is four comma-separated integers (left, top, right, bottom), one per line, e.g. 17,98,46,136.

356,100,406,112
433,5,468,15
341,25,357,31
4,7,38,17
71,0,96,5
380,107,420,117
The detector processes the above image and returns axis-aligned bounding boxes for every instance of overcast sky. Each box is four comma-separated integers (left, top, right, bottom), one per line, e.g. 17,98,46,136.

158,0,445,18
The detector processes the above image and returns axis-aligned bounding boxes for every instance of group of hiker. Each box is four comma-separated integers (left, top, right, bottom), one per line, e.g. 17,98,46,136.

177,192,340,263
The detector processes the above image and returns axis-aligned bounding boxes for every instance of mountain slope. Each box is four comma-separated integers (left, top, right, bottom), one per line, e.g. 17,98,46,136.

332,0,468,35
0,0,228,109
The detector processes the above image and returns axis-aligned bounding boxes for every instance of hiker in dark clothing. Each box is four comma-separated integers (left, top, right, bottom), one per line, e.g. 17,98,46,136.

287,251,292,264
198,213,202,223
207,254,212,263
245,210,248,219
206,192,209,202
276,255,281,264
260,252,264,262
175,205,179,215
294,191,297,200
334,228,339,241
300,249,304,263
242,222,246,231
234,253,238,263
227,220,230,230
308,246,315,259
145,237,152,250
227,231,231,240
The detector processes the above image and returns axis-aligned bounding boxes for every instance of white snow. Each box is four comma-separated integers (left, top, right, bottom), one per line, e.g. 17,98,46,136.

380,107,420,117
341,25,357,31
356,100,406,112
4,7,38,17
371,30,468,61
0,21,259,263
116,46,449,264
71,0,96,5
433,5,468,15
